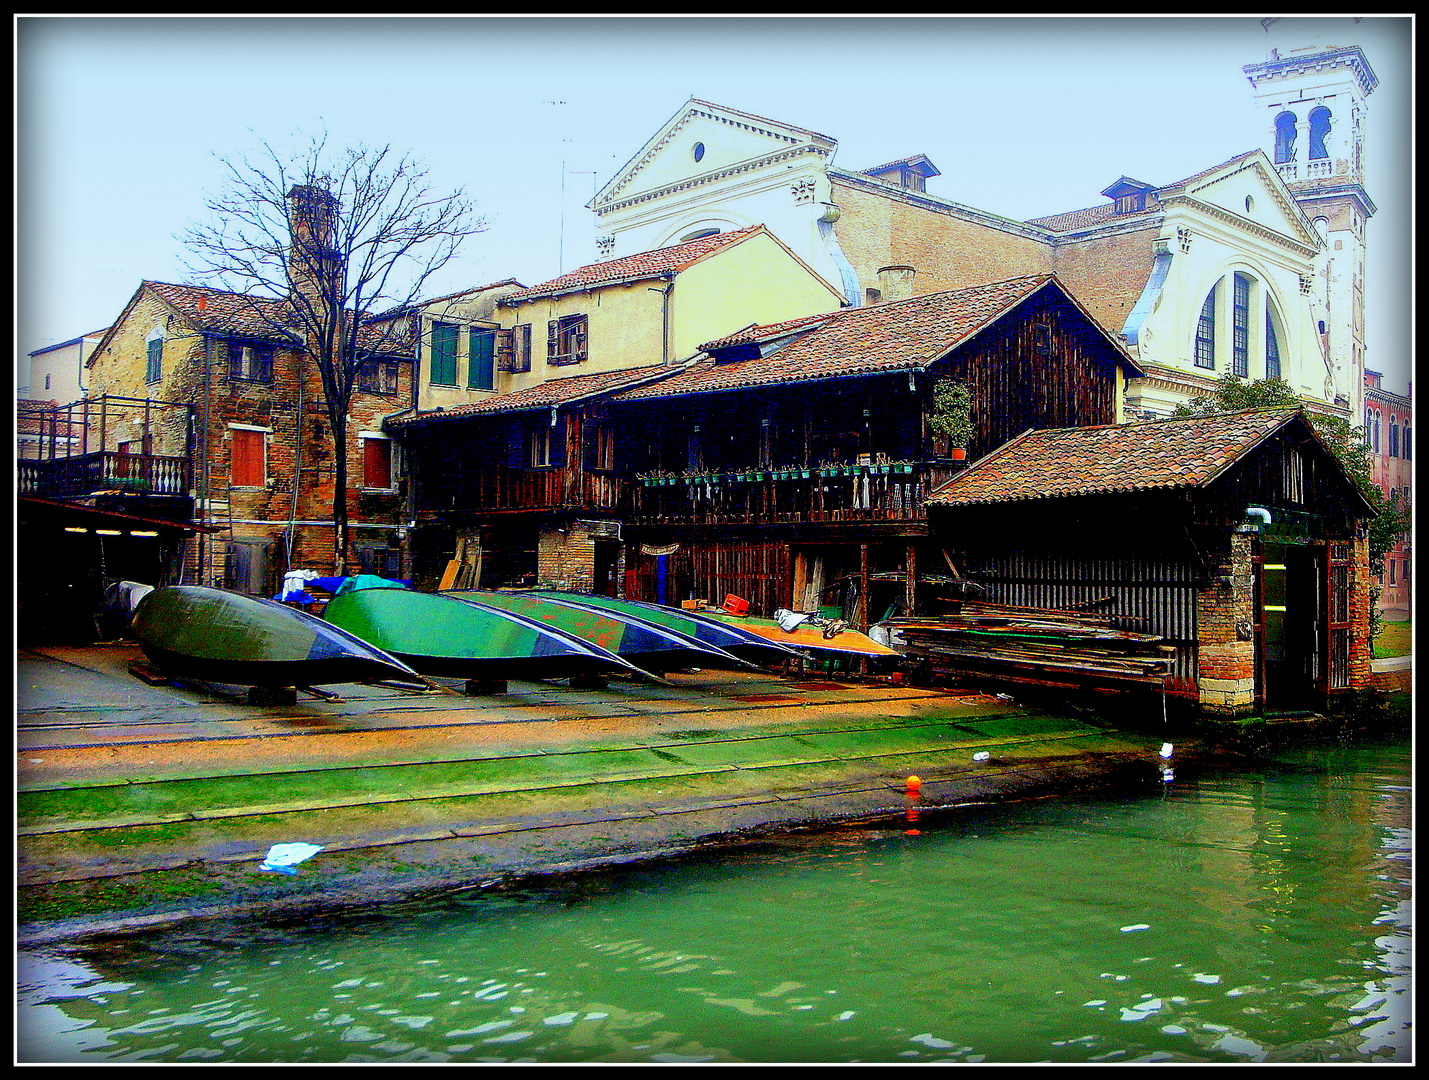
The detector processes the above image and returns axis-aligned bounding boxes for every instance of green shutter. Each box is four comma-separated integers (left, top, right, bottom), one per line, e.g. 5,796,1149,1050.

146,337,163,383
431,322,458,385
468,328,496,390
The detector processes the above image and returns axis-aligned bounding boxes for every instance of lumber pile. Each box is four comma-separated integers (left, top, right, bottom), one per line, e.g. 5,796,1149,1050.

891,601,1176,692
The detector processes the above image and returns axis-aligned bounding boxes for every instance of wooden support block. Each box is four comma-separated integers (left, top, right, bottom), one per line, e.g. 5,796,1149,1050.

127,662,173,686
569,673,609,690
463,677,508,696
247,686,298,706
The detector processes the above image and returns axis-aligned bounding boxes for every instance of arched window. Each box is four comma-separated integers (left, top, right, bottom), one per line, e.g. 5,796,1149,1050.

679,227,720,242
1309,106,1332,160
1274,111,1298,163
1405,424,1412,461
1265,306,1282,380
1231,273,1251,377
1194,283,1218,370
1389,417,1400,458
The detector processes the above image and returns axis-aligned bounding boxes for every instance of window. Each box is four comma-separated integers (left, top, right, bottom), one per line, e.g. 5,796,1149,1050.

1265,308,1282,379
362,435,394,490
44,374,50,390
430,321,459,385
499,324,532,374
1308,106,1331,160
1404,424,1412,460
1230,273,1251,378
228,341,274,382
1274,111,1297,163
528,425,552,467
146,336,163,383
584,421,615,471
230,426,267,487
1388,559,1396,585
1194,285,1217,369
357,359,399,394
692,142,705,163
468,328,496,391
548,314,588,366
1033,322,1053,357
1389,418,1399,458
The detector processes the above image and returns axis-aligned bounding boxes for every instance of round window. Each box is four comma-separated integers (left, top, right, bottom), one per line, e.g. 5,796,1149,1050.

693,142,705,163
1245,196,1255,213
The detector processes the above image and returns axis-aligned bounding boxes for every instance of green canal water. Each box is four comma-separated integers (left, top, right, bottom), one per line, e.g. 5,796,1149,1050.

18,735,1411,1064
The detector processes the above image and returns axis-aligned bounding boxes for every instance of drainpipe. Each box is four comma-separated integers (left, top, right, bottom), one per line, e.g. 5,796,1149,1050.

648,274,675,365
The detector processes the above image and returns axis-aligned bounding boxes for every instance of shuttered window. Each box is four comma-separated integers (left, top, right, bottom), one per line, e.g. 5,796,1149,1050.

146,337,163,383
231,428,266,487
363,436,393,489
499,324,532,373
228,341,274,382
430,322,459,385
548,314,588,366
468,328,496,390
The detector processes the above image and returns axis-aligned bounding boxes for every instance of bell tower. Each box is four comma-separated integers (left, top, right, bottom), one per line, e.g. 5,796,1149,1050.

1244,17,1377,417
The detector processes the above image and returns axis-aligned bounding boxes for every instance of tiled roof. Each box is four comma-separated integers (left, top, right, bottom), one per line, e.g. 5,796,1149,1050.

1026,150,1264,233
143,281,413,355
699,311,840,350
373,280,524,319
499,226,767,303
389,364,680,425
615,275,1083,401
927,408,1302,506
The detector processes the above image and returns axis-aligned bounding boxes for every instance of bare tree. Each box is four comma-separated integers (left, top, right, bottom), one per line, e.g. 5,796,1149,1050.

182,132,485,572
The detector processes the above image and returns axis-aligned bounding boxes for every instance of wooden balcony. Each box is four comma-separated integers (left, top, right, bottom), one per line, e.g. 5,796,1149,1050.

416,463,629,516
631,462,955,526
18,450,191,500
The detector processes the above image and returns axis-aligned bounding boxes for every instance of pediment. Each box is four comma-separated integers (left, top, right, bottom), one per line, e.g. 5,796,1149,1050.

594,99,835,209
1179,153,1320,249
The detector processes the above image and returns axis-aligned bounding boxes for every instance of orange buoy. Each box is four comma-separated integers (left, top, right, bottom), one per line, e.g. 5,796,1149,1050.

906,775,922,792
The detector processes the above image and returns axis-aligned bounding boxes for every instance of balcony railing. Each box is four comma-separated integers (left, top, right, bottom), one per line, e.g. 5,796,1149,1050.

418,464,628,515
631,462,954,525
18,450,191,499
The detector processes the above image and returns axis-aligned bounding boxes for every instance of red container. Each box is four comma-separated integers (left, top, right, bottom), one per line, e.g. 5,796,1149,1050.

722,594,750,615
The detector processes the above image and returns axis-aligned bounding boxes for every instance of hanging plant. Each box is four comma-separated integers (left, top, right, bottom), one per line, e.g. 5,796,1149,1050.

929,379,974,450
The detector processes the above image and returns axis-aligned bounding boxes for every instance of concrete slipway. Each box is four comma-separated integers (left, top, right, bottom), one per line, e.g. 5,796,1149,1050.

18,643,1209,946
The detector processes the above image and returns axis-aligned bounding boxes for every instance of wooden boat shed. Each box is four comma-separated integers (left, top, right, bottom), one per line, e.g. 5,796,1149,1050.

924,408,1378,717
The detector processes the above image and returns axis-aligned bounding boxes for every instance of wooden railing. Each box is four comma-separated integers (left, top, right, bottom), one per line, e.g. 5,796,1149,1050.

418,464,628,515
631,462,954,525
18,451,191,499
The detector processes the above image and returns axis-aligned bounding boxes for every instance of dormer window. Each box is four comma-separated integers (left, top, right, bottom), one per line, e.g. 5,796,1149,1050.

1101,176,1156,216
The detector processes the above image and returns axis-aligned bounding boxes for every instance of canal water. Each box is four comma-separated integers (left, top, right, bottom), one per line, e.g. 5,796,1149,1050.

18,734,1411,1064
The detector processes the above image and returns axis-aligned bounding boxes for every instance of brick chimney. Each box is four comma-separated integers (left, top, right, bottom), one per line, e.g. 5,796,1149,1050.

877,265,917,303
286,184,342,311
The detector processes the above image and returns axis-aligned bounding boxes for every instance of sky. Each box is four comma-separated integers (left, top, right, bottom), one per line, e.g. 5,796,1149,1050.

15,14,1414,394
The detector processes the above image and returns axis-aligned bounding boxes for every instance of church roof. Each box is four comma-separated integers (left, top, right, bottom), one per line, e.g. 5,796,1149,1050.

927,408,1308,506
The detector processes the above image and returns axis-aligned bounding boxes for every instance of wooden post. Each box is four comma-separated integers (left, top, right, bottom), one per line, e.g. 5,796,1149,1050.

905,542,918,617
858,543,870,629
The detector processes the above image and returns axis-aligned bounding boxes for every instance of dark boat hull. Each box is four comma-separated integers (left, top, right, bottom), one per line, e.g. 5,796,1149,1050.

131,585,422,688
531,591,798,666
443,590,746,673
323,587,649,681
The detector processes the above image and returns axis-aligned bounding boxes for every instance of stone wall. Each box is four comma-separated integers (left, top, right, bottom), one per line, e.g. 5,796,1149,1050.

1195,533,1258,716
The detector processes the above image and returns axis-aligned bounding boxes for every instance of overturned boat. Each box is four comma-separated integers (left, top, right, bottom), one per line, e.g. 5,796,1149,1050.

130,585,423,689
444,590,750,673
700,608,903,658
323,586,653,682
532,591,801,667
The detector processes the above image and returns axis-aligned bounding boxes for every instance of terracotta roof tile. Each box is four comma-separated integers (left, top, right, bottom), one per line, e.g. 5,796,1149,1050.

927,408,1301,506
390,364,679,424
499,226,767,303
615,275,1063,401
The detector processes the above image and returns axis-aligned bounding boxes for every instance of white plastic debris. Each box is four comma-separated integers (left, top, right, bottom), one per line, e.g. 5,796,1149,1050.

1159,742,1174,759
259,842,324,875
972,751,991,762
774,608,812,632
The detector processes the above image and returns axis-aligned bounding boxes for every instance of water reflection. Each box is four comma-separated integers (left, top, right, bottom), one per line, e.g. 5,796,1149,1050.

17,736,1411,1063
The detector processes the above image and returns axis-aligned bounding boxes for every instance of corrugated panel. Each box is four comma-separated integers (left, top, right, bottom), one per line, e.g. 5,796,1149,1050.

963,552,1199,690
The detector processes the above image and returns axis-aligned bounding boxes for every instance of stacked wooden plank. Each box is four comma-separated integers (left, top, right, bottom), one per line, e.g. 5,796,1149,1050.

891,601,1176,693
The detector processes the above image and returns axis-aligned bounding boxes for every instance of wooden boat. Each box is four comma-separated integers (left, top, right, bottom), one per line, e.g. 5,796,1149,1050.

531,591,801,666
443,590,749,673
699,609,903,657
130,585,423,689
323,586,652,681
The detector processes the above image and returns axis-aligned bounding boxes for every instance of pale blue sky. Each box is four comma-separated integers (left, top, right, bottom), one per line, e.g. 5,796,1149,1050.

16,15,1412,393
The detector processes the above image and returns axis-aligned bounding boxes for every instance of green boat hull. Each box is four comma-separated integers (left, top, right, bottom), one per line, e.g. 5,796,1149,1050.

131,586,421,688
323,587,644,680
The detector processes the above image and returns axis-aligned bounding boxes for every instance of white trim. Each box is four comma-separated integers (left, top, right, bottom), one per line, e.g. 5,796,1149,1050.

227,422,273,433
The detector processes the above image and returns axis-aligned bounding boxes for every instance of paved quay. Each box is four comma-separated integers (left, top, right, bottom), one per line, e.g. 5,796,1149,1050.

18,643,1188,945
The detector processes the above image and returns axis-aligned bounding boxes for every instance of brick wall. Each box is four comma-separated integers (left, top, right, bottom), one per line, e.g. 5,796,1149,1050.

1195,533,1257,716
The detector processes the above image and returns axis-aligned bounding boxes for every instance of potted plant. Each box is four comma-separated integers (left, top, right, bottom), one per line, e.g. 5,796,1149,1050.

930,379,974,460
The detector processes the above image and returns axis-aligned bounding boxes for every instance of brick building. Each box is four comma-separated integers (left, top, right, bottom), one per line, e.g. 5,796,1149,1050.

1363,368,1412,611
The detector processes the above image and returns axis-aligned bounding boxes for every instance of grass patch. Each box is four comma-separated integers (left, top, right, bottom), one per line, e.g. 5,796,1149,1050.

1373,617,1412,659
